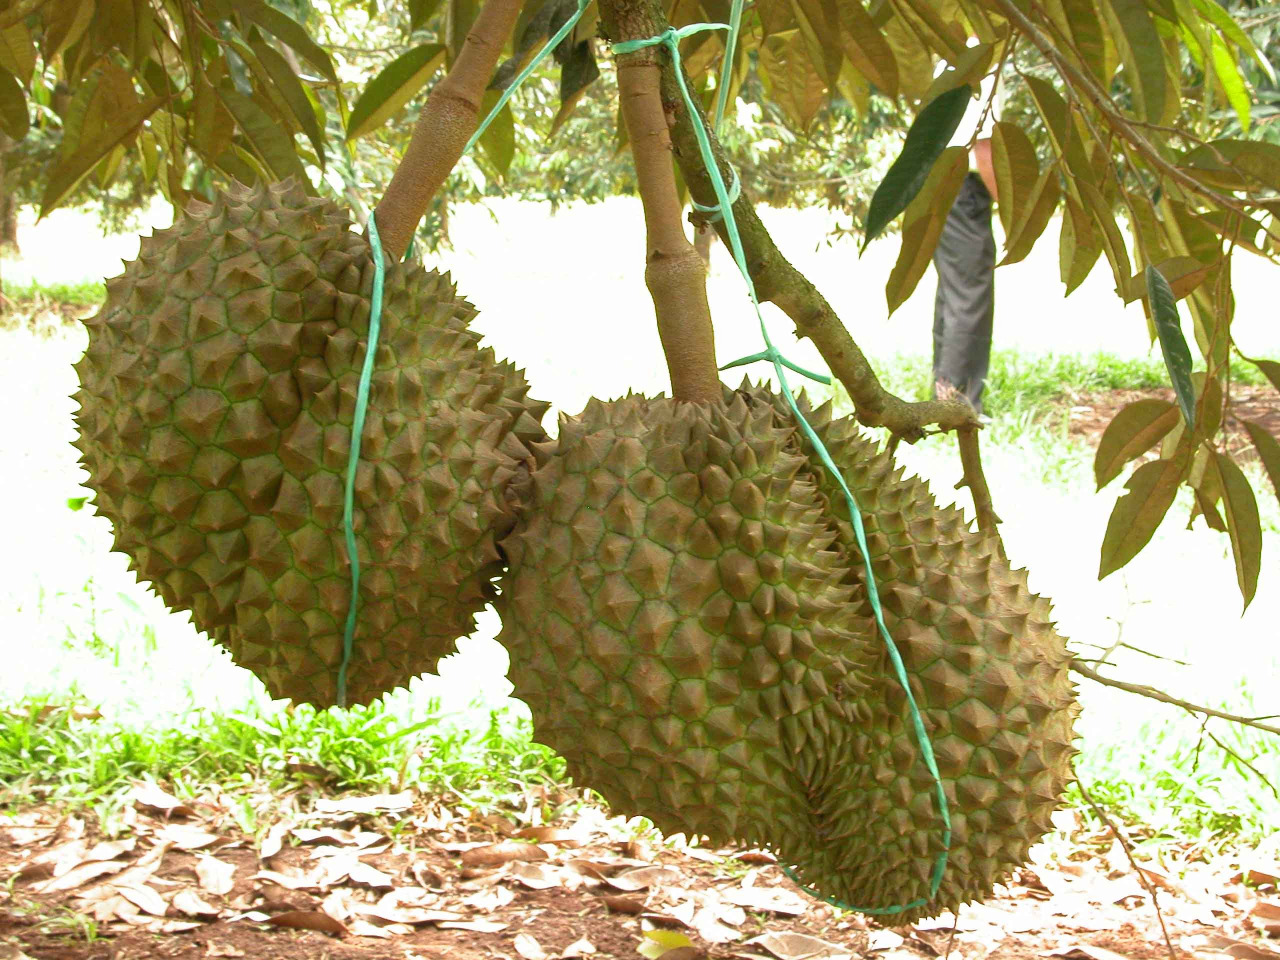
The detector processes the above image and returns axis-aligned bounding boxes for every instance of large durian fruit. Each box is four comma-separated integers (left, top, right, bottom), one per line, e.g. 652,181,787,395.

498,384,1077,921
73,180,548,706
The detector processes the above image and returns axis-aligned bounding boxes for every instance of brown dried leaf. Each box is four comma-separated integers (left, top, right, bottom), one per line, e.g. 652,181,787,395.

461,841,549,867
204,941,245,957
258,823,289,860
723,885,809,916
36,858,128,893
115,883,168,916
463,884,515,912
345,859,395,889
598,893,645,914
129,782,196,818
195,855,237,896
603,865,682,892
516,826,581,845
172,889,222,918
266,910,348,936
312,792,413,816
744,931,852,959
508,861,561,890
734,850,778,865
515,932,549,960
254,867,319,891
83,837,137,862
1048,946,1137,960
155,824,223,851
560,937,597,958
438,918,508,932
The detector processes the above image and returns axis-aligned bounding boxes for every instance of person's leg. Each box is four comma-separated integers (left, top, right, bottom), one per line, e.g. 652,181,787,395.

930,172,996,413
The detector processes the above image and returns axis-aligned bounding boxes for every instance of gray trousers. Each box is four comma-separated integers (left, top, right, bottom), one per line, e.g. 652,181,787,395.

931,172,995,413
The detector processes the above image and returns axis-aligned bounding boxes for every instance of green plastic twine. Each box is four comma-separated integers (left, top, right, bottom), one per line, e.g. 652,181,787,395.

337,213,387,708
613,25,951,916
337,0,595,708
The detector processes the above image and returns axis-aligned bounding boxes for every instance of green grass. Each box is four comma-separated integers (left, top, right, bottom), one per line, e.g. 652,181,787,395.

0,696,565,822
0,278,106,308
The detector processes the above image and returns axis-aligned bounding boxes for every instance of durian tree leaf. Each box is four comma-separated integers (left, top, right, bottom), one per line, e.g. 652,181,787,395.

1102,0,1168,123
1247,357,1280,393
1094,397,1180,490
345,43,445,141
1023,75,1094,189
409,0,445,32
191,77,236,159
446,0,481,65
1098,455,1186,579
551,39,599,136
1119,255,1212,303
41,0,94,62
885,145,968,314
39,94,164,216
990,121,1040,240
757,31,828,132
1000,167,1060,267
1188,447,1227,532
1190,0,1276,84
249,36,326,169
0,65,27,138
0,17,35,83
1178,139,1280,193
232,0,338,84
1059,193,1102,294
835,0,898,95
1058,0,1108,85
217,84,307,181
1208,30,1250,133
1209,451,1262,611
1243,420,1280,506
1079,180,1132,288
862,84,971,251
788,0,843,88
1146,264,1197,428
476,88,514,177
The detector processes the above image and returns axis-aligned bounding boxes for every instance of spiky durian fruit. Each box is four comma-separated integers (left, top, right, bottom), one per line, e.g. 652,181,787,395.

497,392,881,847
747,386,1078,920
498,385,1077,922
73,180,548,706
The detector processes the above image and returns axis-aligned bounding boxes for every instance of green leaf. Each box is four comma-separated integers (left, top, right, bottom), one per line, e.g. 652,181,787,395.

0,18,35,83
1098,456,1185,579
1243,420,1280,506
862,83,971,250
409,0,446,32
233,0,338,84
1059,193,1101,293
39,95,164,215
1210,451,1262,611
1094,397,1180,489
41,0,94,63
1208,31,1250,133
0,65,26,138
476,88,513,176
638,930,696,959
885,145,968,313
345,43,445,141
1247,356,1280,393
835,0,898,95
1104,0,1168,123
1119,256,1212,303
1001,167,1060,267
1189,0,1276,85
1146,264,1196,428
217,84,307,181
249,37,326,169
551,38,599,135
66,496,87,511
990,121,1040,240
1178,139,1280,192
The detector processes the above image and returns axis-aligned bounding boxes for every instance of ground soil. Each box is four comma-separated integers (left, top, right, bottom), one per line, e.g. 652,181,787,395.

3,787,1279,960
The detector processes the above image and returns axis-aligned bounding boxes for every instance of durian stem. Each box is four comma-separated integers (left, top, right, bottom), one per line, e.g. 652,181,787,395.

371,0,522,261
604,2,721,403
955,427,1003,544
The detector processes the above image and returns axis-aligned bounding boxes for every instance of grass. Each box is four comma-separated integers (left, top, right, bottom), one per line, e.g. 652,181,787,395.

0,278,106,308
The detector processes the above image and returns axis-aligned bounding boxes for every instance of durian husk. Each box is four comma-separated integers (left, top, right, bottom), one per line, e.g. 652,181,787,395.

498,384,1078,922
73,179,548,706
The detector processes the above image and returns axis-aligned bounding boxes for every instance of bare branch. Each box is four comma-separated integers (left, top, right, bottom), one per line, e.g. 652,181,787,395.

1074,771,1179,960
1069,660,1280,737
955,426,1004,545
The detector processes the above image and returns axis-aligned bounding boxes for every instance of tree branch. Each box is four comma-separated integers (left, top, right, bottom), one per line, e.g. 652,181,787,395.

372,0,523,261
955,426,1004,544
604,1,720,402
1069,660,1280,737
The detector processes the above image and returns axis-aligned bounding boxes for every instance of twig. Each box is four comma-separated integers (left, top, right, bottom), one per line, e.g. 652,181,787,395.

1202,724,1280,801
944,907,960,960
1074,771,1178,960
955,426,1003,545
1069,660,1280,736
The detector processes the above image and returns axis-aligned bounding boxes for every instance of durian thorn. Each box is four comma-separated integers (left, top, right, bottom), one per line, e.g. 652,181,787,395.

371,0,524,261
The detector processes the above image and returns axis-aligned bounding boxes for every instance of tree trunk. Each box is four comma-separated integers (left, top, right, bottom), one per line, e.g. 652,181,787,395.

603,0,720,403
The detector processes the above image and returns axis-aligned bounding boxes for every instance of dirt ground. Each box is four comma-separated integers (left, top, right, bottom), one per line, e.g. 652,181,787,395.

3,781,1280,960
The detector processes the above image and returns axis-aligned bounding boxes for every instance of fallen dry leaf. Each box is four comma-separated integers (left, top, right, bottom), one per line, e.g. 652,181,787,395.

462,884,515,912
867,930,905,951
258,823,289,860
83,837,137,862
1047,946,1136,960
312,792,413,816
129,782,196,818
744,930,853,960
517,826,582,845
723,885,808,916
560,936,597,957
462,841,550,867
254,867,319,891
266,909,348,936
115,883,168,916
515,932,549,960
35,858,127,893
347,918,396,938
638,930,699,959
438,918,508,932
203,943,244,958
195,855,237,896
155,824,223,851
509,860,561,889
345,859,395,888
603,865,682,892
172,889,222,918
735,850,778,865
599,893,646,914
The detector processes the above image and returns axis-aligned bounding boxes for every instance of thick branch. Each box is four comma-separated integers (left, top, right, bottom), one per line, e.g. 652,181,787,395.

603,2,720,402
372,0,522,261
1070,660,1280,737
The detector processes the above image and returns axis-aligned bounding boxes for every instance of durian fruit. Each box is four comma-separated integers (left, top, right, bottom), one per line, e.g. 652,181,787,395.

748,386,1078,919
498,392,882,846
498,385,1077,921
73,179,548,706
